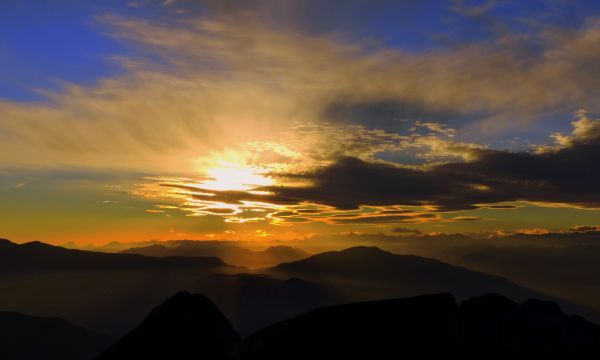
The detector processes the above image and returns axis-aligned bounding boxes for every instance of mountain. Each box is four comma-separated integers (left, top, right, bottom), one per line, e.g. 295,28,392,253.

99,291,600,359
97,292,240,360
0,310,114,360
121,242,310,268
0,239,240,336
460,245,600,314
0,239,227,271
263,246,599,321
194,273,335,335
237,293,600,359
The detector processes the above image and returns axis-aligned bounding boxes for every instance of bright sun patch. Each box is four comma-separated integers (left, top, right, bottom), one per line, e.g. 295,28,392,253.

201,161,274,191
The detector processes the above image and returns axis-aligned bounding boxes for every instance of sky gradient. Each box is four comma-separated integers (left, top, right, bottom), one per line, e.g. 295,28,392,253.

1,0,600,245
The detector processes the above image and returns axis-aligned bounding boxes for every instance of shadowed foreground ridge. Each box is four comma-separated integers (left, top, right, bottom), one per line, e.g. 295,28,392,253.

0,311,114,360
97,292,240,360
99,292,600,360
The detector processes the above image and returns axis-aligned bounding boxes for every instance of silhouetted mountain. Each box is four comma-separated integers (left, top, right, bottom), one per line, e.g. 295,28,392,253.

122,243,309,268
264,246,599,321
237,293,600,359
460,245,600,314
458,294,600,357
0,310,114,360
0,239,227,271
237,293,458,359
0,239,240,336
100,292,600,359
97,292,239,359
266,246,534,300
195,274,335,335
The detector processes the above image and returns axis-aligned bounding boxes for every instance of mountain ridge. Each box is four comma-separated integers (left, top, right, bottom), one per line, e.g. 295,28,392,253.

98,291,600,359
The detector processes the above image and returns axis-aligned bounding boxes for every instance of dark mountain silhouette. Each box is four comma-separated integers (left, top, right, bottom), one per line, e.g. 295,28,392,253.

121,242,309,268
238,293,600,359
263,246,599,321
3,240,597,345
99,292,600,360
0,310,114,360
0,239,227,271
460,245,600,314
97,292,240,360
195,273,335,335
0,239,239,336
237,293,458,359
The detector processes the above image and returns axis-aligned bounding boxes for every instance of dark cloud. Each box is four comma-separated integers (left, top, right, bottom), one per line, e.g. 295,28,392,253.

271,211,297,217
296,209,322,214
329,213,439,224
261,135,600,211
153,130,599,219
570,225,600,233
478,204,518,209
392,227,422,235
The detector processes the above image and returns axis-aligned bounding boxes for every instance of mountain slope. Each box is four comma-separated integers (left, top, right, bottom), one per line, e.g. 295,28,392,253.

121,242,310,268
194,273,335,335
97,292,239,360
237,293,600,359
0,310,114,360
0,239,240,336
0,239,226,271
263,246,599,321
98,292,600,359
460,245,600,313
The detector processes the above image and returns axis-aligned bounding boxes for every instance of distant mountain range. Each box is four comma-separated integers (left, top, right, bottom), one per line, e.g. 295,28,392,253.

2,239,599,358
0,239,240,336
98,291,600,359
0,239,228,271
261,246,599,321
121,242,310,268
0,310,113,360
460,245,600,315
194,273,334,335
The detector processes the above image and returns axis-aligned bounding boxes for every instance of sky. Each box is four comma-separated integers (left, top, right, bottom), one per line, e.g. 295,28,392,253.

1,0,600,245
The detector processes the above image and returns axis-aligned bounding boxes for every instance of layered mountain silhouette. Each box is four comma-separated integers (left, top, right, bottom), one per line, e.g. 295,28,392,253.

460,245,600,315
264,246,527,299
98,291,600,359
2,240,597,342
0,239,227,271
97,292,240,360
261,246,598,319
121,242,309,268
0,310,114,360
0,239,239,336
194,273,334,335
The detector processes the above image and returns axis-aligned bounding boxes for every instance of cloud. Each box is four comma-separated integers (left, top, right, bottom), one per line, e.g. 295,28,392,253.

411,121,457,137
259,119,600,211
2,9,600,230
451,216,482,221
570,225,600,233
392,227,422,235
515,228,551,235
326,212,440,225
537,110,600,153
130,110,600,226
2,13,600,175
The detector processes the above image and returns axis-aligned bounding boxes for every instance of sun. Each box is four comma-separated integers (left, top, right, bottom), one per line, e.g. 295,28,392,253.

200,160,275,192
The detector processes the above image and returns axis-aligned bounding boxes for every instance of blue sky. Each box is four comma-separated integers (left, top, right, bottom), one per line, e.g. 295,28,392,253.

3,0,599,101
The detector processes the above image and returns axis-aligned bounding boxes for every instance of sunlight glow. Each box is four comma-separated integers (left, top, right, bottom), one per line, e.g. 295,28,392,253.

200,161,275,191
